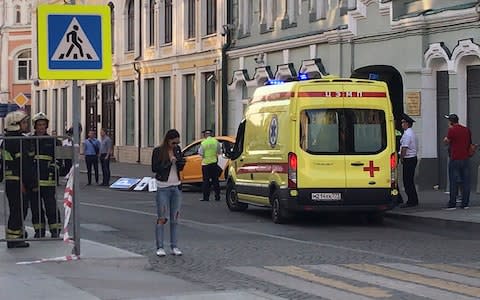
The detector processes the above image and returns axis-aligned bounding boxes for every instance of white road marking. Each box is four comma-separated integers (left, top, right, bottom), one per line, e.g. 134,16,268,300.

309,264,478,300
229,266,374,300
379,263,480,287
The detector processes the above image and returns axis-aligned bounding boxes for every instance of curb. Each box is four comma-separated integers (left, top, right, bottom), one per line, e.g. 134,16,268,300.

385,211,480,233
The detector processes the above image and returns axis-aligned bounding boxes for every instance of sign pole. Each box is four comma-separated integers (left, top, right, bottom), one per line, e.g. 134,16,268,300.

69,0,80,257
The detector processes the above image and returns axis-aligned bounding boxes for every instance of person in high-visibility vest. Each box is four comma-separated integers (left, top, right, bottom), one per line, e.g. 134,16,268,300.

198,129,222,201
3,110,34,248
29,112,62,238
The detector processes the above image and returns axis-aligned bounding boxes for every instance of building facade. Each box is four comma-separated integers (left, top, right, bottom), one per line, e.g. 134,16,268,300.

226,0,480,191
32,0,226,164
0,0,33,127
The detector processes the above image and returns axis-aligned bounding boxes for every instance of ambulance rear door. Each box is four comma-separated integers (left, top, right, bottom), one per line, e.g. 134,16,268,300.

342,83,393,204
296,84,346,195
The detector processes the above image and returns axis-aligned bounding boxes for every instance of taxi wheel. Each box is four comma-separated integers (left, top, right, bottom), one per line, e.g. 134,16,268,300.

226,181,248,212
271,192,290,224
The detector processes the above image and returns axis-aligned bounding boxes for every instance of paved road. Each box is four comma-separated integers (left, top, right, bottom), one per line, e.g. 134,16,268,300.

72,179,480,300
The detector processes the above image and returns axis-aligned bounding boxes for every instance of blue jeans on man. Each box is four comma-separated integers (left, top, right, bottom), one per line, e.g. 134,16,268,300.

448,159,470,208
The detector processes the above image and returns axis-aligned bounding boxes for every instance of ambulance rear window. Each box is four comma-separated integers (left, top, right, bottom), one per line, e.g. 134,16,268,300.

300,109,387,154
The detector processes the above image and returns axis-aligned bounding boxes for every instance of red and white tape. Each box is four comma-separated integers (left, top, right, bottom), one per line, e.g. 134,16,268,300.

16,254,79,265
63,167,74,243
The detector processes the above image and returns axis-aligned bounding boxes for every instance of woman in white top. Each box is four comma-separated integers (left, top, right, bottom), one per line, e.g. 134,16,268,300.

151,129,186,256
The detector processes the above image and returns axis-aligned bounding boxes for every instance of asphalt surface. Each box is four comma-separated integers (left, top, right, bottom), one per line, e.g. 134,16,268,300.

1,161,479,299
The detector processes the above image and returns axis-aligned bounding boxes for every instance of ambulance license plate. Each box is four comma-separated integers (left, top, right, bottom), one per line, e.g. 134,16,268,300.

311,193,342,201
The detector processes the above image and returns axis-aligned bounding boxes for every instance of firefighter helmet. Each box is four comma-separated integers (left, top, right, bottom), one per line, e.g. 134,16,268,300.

4,110,29,132
32,112,49,128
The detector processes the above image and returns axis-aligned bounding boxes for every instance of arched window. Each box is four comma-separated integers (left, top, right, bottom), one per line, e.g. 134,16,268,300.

16,49,32,81
108,2,115,53
15,5,21,24
149,0,155,46
127,0,135,51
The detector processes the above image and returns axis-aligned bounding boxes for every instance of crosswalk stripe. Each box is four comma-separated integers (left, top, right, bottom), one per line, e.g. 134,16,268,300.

266,266,391,298
345,264,480,297
380,263,480,287
421,264,480,279
228,266,374,300
309,264,477,300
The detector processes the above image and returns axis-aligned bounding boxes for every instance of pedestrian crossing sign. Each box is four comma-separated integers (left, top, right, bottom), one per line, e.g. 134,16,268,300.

37,5,111,80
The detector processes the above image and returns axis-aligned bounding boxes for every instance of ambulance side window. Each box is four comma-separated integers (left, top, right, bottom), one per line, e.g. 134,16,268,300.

300,109,340,154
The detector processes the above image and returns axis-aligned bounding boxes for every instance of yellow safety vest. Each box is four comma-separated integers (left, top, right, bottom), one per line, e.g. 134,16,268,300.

201,137,218,165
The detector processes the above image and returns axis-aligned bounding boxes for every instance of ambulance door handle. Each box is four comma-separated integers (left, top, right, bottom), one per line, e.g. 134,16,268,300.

351,162,364,166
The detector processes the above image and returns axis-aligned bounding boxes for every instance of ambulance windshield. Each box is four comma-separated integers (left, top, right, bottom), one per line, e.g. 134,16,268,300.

300,109,387,154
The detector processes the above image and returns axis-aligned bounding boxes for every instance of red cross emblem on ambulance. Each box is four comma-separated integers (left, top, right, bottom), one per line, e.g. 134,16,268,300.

363,160,380,177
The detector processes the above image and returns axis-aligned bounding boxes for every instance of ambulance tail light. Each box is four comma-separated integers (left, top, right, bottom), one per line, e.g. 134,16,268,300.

288,152,297,189
390,152,398,189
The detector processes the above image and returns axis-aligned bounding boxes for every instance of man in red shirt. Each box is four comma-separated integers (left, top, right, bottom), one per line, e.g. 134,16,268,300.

443,114,471,209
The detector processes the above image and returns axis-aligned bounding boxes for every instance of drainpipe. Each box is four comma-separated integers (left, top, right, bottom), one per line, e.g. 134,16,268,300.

134,0,143,163
221,1,232,136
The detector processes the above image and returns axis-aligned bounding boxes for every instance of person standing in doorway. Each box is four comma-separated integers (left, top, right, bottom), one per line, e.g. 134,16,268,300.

198,129,222,202
83,130,100,185
399,114,419,208
151,129,186,256
99,128,112,186
443,113,471,209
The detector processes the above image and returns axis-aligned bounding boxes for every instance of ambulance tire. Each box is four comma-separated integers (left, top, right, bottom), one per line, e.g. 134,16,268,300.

271,191,290,224
226,181,248,212
366,212,384,225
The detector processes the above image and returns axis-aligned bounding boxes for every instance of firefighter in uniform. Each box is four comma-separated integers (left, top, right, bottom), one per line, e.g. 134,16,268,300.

30,112,62,238
3,110,33,248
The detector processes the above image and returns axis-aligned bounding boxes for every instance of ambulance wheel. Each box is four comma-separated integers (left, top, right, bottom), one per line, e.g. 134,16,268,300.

226,181,248,211
367,212,384,225
271,192,290,224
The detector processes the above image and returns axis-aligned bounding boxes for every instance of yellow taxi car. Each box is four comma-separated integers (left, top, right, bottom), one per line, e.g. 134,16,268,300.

180,136,235,184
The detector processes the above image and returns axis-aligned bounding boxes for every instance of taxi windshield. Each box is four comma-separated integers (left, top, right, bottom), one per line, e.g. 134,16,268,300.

300,109,387,154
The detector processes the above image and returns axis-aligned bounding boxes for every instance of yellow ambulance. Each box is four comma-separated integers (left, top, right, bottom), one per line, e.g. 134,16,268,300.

225,77,399,223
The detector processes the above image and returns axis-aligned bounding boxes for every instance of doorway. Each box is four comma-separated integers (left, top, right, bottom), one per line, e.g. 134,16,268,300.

85,84,98,136
102,83,116,145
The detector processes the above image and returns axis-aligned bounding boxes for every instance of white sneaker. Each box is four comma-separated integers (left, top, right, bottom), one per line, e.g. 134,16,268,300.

156,248,166,257
171,247,183,256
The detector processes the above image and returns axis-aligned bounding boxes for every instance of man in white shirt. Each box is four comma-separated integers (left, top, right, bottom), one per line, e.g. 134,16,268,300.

399,114,418,208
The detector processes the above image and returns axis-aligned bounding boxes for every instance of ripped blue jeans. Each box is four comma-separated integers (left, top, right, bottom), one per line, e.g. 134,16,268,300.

155,185,182,249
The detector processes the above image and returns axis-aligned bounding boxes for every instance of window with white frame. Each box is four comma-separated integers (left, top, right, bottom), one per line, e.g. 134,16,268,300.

15,5,21,24
124,80,135,145
16,49,32,82
186,0,196,39
260,0,277,32
126,0,135,51
52,89,58,133
309,0,328,20
340,0,357,16
185,74,196,144
27,5,32,24
42,90,48,114
238,0,252,36
145,78,155,147
203,72,216,132
62,87,68,131
287,0,299,24
165,0,172,43
35,90,40,113
160,77,171,137
148,0,155,46
206,0,217,35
